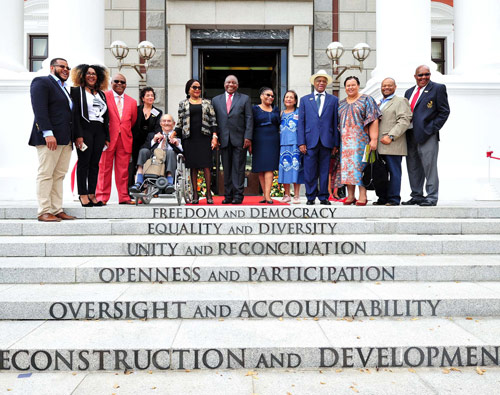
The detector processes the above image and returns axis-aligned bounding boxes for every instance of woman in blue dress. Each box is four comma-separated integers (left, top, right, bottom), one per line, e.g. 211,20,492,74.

278,90,304,204
251,87,280,204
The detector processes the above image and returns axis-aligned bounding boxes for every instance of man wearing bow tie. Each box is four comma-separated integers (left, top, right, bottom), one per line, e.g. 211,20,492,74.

29,58,76,222
297,70,339,205
402,65,450,207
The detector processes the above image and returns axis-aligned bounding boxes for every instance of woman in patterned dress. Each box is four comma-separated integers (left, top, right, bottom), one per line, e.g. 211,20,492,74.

278,90,304,204
338,76,381,206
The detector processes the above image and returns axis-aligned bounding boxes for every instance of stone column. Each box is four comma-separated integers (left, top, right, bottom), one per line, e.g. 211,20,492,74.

49,0,105,67
371,0,434,80
0,0,25,71
454,0,500,75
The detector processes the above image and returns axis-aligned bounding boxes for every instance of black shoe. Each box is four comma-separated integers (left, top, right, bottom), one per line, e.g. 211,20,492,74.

232,199,242,204
222,198,233,204
402,198,424,206
129,183,142,194
266,200,274,204
306,200,315,205
419,200,437,207
92,201,104,207
259,199,267,203
372,200,387,206
165,184,175,194
79,196,94,207
320,200,331,205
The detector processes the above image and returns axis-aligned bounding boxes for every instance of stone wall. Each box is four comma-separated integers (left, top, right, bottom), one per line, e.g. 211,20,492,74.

104,0,141,102
338,0,376,95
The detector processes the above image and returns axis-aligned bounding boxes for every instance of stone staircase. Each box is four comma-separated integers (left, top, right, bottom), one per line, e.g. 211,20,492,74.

1,204,500,374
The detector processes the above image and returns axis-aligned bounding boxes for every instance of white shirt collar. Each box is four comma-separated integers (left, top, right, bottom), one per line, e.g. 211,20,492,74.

113,90,124,100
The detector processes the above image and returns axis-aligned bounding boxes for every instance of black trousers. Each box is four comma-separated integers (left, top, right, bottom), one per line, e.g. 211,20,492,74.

221,144,246,200
76,121,106,195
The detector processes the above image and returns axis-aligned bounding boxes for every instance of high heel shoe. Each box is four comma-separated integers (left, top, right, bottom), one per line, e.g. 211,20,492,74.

79,196,94,207
206,196,214,204
355,200,368,206
343,198,356,206
259,199,267,203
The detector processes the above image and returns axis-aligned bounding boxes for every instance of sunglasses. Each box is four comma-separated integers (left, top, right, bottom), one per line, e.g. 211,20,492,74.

264,93,275,98
417,73,431,77
113,80,126,84
191,86,201,90
54,65,71,71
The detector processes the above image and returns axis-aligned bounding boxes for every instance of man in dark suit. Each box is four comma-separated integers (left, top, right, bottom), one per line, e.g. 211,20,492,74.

212,75,253,204
297,70,339,205
29,57,76,222
403,65,450,206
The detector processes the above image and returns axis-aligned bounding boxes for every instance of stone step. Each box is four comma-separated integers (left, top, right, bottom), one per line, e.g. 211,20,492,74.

2,218,500,236
1,317,500,371
1,234,500,257
2,205,500,220
0,281,499,320
3,368,500,395
1,255,500,284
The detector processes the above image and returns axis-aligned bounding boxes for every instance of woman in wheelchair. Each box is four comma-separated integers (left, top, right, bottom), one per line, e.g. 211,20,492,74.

129,114,182,194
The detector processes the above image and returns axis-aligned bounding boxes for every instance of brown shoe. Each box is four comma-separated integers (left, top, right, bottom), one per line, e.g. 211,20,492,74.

38,213,61,222
55,212,76,220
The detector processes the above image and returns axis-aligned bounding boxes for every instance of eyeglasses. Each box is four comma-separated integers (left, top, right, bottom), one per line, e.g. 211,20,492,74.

54,65,71,71
264,94,275,98
191,86,201,91
417,73,431,77
113,80,126,84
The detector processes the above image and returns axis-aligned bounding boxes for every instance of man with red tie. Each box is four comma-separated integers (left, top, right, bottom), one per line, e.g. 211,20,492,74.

96,74,137,204
403,65,450,207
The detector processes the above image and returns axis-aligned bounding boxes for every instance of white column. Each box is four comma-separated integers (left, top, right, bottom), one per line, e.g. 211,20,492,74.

0,0,26,71
48,0,105,67
454,0,500,75
371,0,434,80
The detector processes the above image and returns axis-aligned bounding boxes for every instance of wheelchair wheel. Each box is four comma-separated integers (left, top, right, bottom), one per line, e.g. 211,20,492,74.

175,172,182,206
184,170,193,204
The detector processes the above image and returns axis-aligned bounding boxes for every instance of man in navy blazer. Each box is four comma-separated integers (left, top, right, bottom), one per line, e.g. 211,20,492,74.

29,58,75,222
402,65,450,206
297,70,339,205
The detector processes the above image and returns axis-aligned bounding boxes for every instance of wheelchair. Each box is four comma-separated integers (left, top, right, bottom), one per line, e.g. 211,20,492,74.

129,153,193,205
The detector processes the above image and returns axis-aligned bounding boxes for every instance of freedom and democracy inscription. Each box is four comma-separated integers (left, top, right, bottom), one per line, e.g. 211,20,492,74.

152,207,338,219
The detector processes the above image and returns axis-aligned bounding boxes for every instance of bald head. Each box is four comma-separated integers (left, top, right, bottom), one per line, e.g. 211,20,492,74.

111,73,127,95
414,65,431,88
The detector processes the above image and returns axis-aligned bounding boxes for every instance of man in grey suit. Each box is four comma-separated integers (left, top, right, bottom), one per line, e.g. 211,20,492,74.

212,75,253,204
373,77,412,206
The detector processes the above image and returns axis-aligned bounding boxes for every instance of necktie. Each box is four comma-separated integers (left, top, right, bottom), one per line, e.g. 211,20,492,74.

316,94,322,113
410,87,421,112
117,96,123,119
160,134,167,150
226,94,232,114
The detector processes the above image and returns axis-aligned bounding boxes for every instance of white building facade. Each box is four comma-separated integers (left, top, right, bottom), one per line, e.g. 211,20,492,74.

1,0,500,201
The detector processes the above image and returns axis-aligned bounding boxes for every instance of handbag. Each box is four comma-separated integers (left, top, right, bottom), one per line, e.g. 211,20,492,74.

362,150,388,191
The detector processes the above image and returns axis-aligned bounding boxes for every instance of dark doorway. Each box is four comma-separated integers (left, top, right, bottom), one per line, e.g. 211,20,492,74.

192,45,288,196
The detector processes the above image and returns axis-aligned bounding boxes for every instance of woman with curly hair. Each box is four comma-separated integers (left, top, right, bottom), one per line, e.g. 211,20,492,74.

70,64,110,207
174,79,218,204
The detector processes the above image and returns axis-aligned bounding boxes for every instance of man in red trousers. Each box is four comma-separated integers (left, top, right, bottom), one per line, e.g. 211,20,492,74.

96,73,137,204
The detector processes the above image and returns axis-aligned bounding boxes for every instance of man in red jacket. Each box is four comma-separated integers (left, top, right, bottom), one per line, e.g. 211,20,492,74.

96,74,137,204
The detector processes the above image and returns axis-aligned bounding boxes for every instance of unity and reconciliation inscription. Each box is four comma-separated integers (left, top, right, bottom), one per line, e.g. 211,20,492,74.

126,242,366,256
47,299,441,320
1,346,499,371
152,207,338,219
97,266,395,282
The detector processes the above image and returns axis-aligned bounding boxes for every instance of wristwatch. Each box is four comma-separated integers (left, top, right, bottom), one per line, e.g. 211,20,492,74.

389,135,395,141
